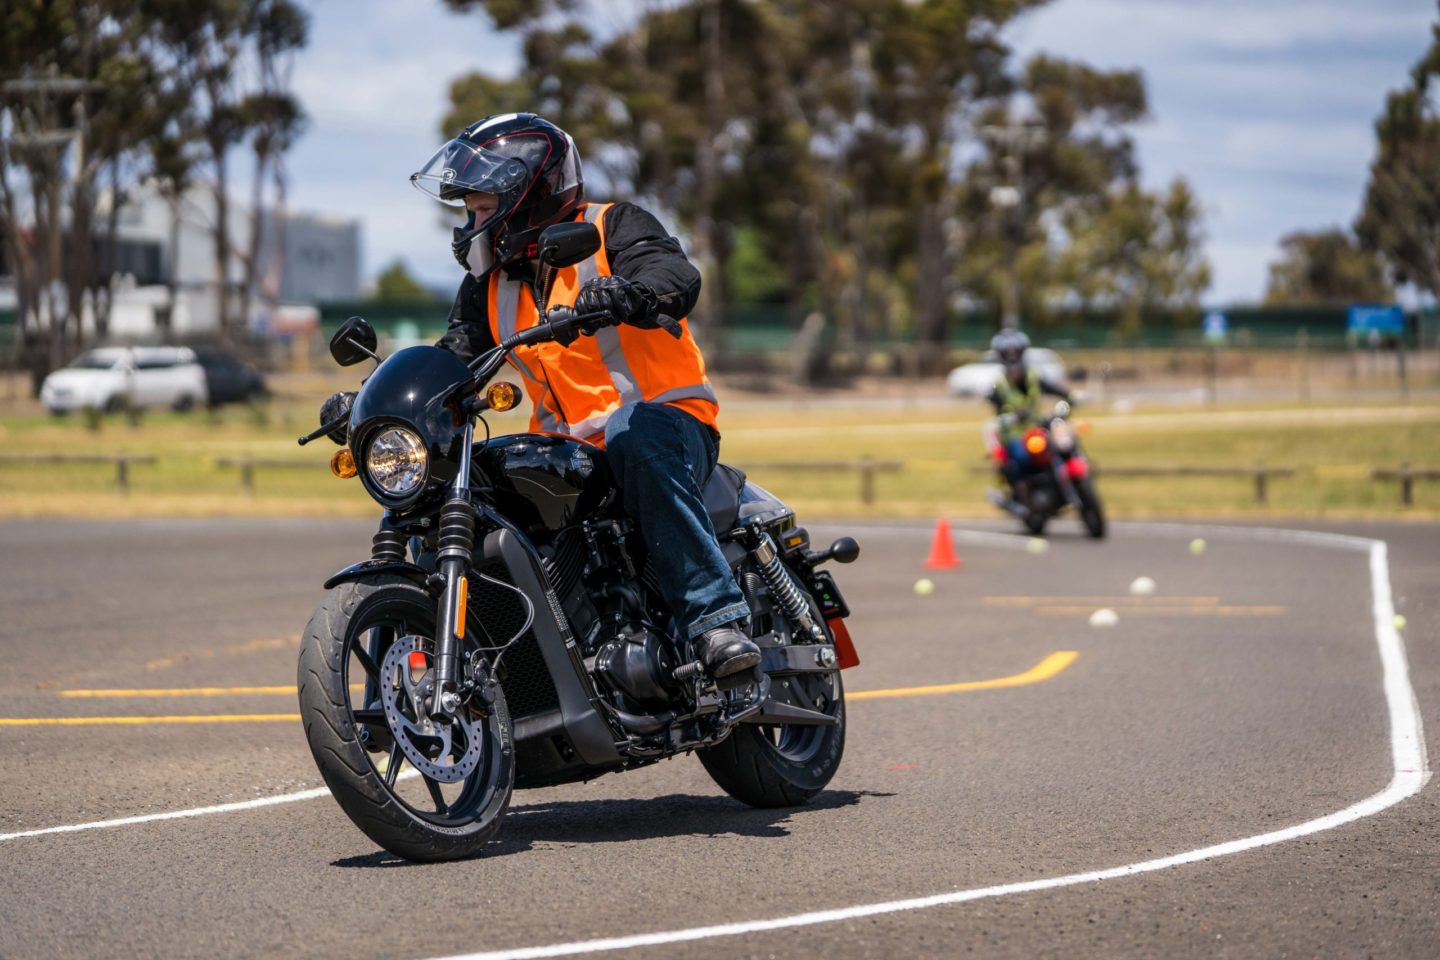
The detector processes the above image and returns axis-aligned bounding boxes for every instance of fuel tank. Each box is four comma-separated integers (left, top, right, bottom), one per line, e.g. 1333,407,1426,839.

474,433,618,534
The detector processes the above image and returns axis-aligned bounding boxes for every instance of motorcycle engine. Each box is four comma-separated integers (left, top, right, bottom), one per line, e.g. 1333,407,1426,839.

593,622,680,707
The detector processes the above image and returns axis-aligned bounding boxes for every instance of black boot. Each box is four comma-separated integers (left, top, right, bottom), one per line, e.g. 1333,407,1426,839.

695,622,762,679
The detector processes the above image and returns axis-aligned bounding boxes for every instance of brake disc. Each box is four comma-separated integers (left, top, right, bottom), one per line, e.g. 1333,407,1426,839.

379,635,483,784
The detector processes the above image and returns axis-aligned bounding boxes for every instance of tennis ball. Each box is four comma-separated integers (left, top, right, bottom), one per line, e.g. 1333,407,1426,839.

1189,538,1207,555
1130,576,1157,596
1393,614,1407,631
913,578,935,596
1027,537,1049,555
1089,608,1119,628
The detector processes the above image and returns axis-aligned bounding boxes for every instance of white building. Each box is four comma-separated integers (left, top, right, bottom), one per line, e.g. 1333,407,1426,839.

0,181,361,339
101,182,361,335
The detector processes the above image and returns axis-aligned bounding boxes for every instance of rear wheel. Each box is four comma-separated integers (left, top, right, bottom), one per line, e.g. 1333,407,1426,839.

1024,512,1048,535
1077,478,1106,538
698,679,845,808
297,574,513,861
698,565,846,807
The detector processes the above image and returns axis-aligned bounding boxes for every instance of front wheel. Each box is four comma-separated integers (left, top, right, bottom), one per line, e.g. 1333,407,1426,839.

297,574,513,861
1076,477,1106,539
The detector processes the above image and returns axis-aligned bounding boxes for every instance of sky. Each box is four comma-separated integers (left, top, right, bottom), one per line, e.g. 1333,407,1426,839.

282,0,1437,306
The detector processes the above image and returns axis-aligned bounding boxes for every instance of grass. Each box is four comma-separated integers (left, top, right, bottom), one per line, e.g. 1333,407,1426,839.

1,391,1438,520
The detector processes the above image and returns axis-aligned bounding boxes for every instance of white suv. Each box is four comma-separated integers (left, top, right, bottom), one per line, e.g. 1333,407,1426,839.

41,346,210,414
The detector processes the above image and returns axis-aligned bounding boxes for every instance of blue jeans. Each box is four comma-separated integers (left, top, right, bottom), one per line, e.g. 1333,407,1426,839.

604,402,750,640
1002,438,1032,485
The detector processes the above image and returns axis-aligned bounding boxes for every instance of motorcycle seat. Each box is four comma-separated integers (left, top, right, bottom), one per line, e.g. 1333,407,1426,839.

704,463,746,533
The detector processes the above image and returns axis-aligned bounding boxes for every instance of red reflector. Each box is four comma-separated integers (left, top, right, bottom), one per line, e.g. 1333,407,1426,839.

1066,457,1090,480
827,617,860,670
407,651,428,672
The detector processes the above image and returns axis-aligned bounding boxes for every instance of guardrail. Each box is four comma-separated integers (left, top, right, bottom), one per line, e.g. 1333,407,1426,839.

739,457,904,505
1096,463,1297,505
1371,464,1440,506
215,457,319,495
0,452,156,494
966,460,1297,505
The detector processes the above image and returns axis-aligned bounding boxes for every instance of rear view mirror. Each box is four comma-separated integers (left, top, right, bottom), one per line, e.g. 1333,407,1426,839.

330,316,379,366
537,222,601,268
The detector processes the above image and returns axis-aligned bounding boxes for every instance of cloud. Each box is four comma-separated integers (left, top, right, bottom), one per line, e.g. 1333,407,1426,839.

1008,0,1432,301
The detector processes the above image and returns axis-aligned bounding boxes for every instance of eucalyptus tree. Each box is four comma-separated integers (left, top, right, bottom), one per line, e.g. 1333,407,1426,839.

1356,2,1440,301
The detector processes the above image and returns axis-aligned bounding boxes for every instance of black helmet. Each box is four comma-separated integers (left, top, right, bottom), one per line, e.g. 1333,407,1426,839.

990,329,1031,376
410,113,584,279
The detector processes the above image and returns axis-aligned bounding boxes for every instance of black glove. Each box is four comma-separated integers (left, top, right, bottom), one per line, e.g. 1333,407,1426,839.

319,391,356,445
573,276,659,328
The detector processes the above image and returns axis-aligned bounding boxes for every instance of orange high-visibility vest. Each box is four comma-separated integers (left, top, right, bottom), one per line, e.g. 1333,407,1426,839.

486,203,719,446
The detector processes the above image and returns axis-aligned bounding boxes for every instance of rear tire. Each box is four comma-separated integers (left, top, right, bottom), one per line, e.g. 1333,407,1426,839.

699,566,847,808
698,687,846,808
1024,512,1048,535
297,574,514,861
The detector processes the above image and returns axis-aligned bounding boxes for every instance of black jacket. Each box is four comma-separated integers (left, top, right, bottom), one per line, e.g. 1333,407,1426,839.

436,202,702,364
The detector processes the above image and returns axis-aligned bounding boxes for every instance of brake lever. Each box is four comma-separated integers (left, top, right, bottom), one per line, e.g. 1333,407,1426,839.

298,414,347,446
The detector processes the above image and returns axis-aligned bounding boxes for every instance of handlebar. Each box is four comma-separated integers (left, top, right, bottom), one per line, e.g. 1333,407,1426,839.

299,302,691,444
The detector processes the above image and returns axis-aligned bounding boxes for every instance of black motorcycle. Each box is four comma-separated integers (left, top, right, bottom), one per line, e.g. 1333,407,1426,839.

295,222,860,861
987,400,1105,538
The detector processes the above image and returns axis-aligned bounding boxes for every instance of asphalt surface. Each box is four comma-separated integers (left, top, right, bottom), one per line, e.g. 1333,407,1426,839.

0,515,1436,959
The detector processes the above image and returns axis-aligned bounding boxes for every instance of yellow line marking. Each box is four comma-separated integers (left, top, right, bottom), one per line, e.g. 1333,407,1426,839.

1034,605,1286,617
0,714,301,727
12,652,1081,726
985,596,1221,606
847,651,1078,701
59,684,363,699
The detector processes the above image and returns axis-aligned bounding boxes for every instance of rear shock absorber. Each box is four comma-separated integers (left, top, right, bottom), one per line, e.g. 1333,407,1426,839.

752,533,824,642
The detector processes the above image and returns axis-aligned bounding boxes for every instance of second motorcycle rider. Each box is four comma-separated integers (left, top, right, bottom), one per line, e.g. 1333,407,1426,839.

413,112,759,681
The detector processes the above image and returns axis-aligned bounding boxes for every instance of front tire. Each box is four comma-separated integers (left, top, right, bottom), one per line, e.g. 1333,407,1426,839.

297,574,514,861
1077,478,1106,539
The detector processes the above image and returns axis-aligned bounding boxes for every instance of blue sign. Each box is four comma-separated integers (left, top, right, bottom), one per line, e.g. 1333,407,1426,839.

1347,304,1405,334
1202,310,1228,344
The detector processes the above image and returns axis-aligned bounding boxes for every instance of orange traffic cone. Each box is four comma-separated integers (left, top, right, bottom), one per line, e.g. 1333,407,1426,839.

925,518,961,569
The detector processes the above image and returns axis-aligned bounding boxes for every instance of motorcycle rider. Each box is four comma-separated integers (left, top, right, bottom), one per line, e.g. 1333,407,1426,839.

321,113,759,680
985,329,1072,497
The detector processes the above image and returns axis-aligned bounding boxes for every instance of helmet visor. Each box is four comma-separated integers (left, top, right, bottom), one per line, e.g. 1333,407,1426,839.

409,139,534,207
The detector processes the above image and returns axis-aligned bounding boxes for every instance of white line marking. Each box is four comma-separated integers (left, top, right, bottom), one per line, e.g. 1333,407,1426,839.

0,769,420,843
421,525,1429,960
0,787,332,842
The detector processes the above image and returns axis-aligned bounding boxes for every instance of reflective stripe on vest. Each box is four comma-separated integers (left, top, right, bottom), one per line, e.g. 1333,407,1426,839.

489,203,718,443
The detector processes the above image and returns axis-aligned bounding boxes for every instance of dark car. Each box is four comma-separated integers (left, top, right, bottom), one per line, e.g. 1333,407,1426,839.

193,349,267,406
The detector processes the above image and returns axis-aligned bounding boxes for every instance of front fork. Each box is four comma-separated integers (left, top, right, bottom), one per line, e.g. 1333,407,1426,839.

431,421,477,719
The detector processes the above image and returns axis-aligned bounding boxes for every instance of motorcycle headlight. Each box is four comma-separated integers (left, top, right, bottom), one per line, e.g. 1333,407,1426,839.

365,427,428,498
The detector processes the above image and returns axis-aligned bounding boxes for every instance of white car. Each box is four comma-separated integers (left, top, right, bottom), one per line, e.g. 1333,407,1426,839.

946,347,1067,398
41,346,209,414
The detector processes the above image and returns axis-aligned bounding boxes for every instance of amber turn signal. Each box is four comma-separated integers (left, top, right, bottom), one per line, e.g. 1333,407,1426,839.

1025,434,1048,455
485,381,521,412
330,448,358,479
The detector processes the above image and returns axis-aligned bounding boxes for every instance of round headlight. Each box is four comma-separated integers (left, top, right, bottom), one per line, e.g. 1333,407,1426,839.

365,427,427,497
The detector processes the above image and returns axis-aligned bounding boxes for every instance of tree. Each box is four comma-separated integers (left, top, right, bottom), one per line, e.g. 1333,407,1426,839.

0,1,154,390
371,259,432,302
237,0,309,330
1264,228,1393,306
1356,2,1440,300
1053,178,1211,331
